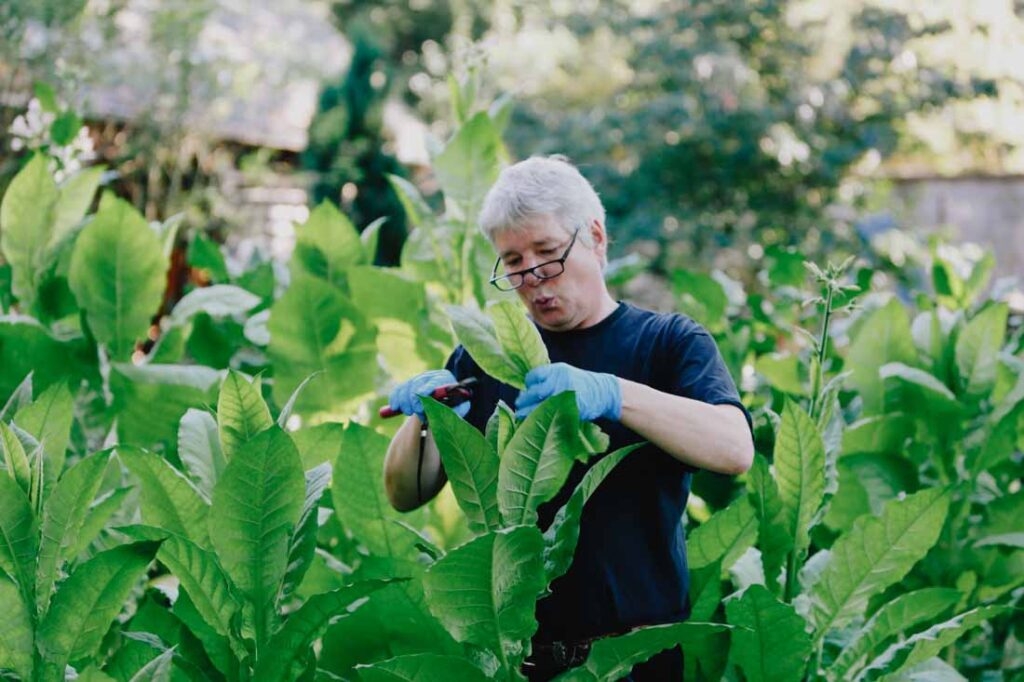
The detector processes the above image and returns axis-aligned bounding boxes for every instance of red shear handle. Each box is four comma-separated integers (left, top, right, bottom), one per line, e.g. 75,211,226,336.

378,378,477,419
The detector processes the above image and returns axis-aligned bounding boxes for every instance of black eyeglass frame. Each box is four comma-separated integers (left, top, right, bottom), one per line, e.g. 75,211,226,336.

488,227,581,291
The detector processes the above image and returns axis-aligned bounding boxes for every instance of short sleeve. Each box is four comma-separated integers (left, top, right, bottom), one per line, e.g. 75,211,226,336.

668,321,753,437
444,345,477,381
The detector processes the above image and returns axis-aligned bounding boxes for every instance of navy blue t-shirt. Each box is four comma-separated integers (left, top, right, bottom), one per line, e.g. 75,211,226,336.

444,301,752,643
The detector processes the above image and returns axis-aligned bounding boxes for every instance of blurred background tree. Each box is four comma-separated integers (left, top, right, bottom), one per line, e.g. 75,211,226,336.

302,30,408,265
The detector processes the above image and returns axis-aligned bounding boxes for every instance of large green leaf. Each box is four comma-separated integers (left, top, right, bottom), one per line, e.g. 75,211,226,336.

954,303,1008,399
828,588,960,682
688,494,758,572
37,542,160,677
969,372,1024,473
0,154,59,308
485,400,517,456
282,461,332,598
822,453,919,535
217,370,272,460
543,443,642,584
0,319,95,403
68,195,167,360
291,201,365,290
804,488,950,642
880,364,961,422
387,175,435,230
208,426,305,649
0,420,32,494
267,272,378,416
0,474,37,608
498,392,586,527
774,400,825,554
747,454,791,594
847,299,917,415
431,112,502,220
356,654,490,682
127,647,175,682
68,487,130,559
348,266,447,379
50,165,104,247
726,585,811,682
422,526,545,674
0,371,33,423
841,414,914,455
489,300,549,378
252,581,389,681
172,589,232,675
0,574,33,680
169,284,261,327
120,446,210,546
155,535,242,642
36,449,113,615
859,605,1008,682
13,381,74,496
421,398,500,534
672,269,730,329
755,352,806,395
446,304,524,389
319,580,461,679
553,622,730,682
334,422,427,557
176,408,225,501
111,364,222,457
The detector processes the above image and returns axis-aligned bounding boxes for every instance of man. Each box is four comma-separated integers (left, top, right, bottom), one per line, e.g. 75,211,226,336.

384,155,754,680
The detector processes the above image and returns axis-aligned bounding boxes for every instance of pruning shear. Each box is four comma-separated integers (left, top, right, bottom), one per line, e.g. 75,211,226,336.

378,377,478,419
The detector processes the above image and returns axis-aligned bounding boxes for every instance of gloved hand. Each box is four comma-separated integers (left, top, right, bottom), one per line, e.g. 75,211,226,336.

388,369,470,421
514,362,622,421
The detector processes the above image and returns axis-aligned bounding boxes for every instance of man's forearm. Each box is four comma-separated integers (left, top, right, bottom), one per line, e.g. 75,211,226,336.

383,416,447,512
617,378,753,475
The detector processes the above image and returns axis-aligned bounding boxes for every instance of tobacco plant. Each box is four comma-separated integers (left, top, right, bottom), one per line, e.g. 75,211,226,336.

0,381,156,682
679,255,1022,681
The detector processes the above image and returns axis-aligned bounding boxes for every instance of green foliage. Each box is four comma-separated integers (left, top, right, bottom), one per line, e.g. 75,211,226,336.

803,488,951,643
209,427,305,650
726,585,812,682
421,397,500,533
68,195,168,360
422,526,546,675
302,33,410,266
0,68,1019,681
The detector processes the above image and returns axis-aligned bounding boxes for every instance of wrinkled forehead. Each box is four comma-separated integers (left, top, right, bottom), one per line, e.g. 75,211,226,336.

492,214,572,257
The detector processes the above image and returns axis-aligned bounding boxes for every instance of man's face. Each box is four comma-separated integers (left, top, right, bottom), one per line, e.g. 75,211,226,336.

492,213,607,331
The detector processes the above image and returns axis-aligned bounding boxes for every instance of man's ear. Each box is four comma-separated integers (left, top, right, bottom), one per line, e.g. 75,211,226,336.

590,219,609,261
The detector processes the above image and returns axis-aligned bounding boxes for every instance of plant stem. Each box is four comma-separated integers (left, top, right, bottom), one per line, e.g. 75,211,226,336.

808,285,834,421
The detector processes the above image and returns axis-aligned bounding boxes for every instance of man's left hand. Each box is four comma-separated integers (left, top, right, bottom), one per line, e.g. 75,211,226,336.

515,362,622,421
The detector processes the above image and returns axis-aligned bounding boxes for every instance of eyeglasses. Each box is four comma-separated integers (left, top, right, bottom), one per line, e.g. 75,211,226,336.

489,227,580,291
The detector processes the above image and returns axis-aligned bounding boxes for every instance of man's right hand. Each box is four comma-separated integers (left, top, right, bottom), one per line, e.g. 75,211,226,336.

387,369,471,421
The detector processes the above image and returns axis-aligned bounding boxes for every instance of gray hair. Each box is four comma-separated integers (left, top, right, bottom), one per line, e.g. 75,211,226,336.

478,155,606,250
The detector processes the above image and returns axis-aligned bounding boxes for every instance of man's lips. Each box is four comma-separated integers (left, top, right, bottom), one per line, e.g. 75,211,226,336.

533,295,556,308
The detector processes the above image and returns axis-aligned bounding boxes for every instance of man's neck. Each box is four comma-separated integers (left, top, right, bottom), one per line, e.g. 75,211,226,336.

561,292,619,331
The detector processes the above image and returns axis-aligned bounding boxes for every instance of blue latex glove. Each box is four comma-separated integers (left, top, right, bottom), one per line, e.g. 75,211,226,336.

388,369,471,421
514,362,622,421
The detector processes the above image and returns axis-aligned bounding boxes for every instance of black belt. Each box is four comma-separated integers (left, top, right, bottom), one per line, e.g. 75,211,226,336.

523,619,684,678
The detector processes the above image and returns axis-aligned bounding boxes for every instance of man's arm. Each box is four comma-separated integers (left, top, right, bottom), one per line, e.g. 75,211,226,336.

383,416,448,512
618,378,753,475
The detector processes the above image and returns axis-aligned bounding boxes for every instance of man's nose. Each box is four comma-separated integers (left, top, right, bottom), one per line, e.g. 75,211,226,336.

522,268,544,287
